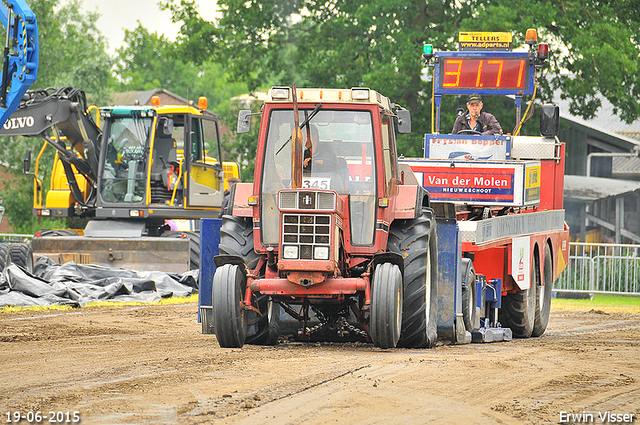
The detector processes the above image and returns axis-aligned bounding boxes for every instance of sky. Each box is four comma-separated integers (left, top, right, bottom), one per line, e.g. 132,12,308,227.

76,0,219,53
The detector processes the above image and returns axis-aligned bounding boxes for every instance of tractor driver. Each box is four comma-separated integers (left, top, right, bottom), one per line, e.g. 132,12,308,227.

302,124,340,175
452,94,502,135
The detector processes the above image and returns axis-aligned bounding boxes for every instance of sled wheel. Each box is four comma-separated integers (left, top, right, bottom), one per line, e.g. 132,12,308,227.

461,260,478,332
532,245,553,337
502,253,538,338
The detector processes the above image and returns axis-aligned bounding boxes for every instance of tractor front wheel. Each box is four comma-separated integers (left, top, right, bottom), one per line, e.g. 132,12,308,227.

370,262,403,348
213,264,247,348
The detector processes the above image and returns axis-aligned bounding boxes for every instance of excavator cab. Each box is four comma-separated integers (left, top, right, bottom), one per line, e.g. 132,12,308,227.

94,104,231,220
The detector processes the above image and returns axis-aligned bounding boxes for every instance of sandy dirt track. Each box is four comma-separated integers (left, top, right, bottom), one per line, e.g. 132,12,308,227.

1,303,639,425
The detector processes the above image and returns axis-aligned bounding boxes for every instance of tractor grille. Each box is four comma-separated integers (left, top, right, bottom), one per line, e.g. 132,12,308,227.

282,214,331,260
279,191,336,211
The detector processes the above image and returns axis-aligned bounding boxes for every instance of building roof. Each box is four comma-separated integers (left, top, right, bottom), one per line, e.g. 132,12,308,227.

564,175,640,202
553,88,640,145
110,88,219,119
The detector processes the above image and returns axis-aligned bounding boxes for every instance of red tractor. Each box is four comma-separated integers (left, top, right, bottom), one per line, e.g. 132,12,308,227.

212,87,437,348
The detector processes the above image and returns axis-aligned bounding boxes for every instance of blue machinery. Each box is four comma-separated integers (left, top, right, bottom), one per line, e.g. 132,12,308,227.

0,0,38,127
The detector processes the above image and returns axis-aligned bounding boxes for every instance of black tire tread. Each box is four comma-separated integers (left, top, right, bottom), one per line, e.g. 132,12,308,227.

370,263,402,348
0,245,11,272
532,244,553,337
219,215,259,270
501,255,537,338
9,243,34,273
387,210,438,348
218,215,277,345
461,259,477,332
213,264,246,348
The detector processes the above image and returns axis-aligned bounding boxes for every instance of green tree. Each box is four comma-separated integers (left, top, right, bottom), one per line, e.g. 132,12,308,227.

458,0,640,124
162,0,640,165
29,0,114,103
114,24,256,178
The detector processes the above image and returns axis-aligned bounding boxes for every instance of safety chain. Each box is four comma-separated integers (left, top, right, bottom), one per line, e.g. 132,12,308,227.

306,321,327,335
339,317,369,337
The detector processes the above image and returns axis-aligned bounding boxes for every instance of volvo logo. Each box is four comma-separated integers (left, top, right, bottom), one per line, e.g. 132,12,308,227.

303,195,313,206
3,116,35,130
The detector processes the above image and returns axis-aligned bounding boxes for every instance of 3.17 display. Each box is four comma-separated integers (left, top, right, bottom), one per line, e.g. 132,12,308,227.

440,57,529,90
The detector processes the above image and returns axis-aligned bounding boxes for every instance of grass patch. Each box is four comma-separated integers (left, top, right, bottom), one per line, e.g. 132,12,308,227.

1,304,75,314
1,294,198,314
552,293,640,314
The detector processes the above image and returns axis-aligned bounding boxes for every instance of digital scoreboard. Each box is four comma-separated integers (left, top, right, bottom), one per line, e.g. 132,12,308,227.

433,52,534,96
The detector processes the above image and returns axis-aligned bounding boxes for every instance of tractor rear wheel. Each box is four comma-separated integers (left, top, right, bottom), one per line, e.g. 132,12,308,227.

213,264,247,348
388,209,438,348
370,262,403,348
246,296,280,345
502,254,538,338
532,245,553,337
9,243,34,273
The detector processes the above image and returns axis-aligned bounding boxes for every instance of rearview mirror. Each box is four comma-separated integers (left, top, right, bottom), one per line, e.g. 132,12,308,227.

23,149,32,173
237,110,252,134
396,109,411,134
540,104,559,137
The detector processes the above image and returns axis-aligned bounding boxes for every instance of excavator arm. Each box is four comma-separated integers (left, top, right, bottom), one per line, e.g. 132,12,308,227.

0,87,103,208
0,0,38,127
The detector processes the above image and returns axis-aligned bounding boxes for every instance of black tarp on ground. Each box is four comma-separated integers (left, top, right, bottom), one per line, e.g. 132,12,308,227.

0,257,199,308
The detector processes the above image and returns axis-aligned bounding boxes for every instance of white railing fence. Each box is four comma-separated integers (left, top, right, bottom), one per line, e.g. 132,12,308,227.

555,242,640,295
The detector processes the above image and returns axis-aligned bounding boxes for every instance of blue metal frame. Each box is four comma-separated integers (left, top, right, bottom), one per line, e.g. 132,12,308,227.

484,278,503,309
198,218,222,320
0,0,38,127
435,216,461,340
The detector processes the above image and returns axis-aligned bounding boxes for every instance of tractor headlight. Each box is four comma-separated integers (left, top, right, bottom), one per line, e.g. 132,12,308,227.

351,88,370,100
314,246,329,260
283,245,298,259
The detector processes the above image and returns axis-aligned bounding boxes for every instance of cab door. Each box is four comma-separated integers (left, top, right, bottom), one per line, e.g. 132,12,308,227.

186,115,224,208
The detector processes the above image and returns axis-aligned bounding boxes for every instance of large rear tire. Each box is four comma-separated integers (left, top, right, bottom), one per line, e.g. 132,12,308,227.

213,264,247,348
370,262,403,348
219,215,259,269
9,243,34,274
388,209,438,348
502,253,538,338
532,245,553,337
246,297,280,345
